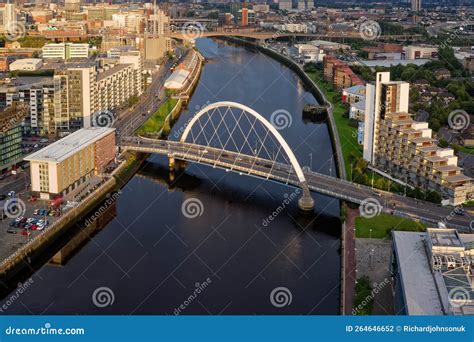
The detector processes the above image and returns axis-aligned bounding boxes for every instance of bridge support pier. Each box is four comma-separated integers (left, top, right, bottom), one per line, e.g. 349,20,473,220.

298,185,314,212
168,155,187,173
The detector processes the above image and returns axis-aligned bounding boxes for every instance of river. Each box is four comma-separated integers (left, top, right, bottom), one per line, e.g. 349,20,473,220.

0,38,341,315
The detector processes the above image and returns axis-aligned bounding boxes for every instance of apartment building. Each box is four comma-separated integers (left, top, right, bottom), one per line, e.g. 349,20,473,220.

52,62,97,134
42,43,89,60
0,3,16,33
323,55,364,91
25,127,116,199
342,84,366,105
364,72,473,205
96,64,135,111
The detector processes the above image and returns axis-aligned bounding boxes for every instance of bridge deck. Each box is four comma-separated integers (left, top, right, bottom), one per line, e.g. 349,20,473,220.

121,138,471,231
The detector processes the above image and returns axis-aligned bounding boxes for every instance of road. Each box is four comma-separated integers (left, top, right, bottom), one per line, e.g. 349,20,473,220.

122,138,473,232
114,58,176,138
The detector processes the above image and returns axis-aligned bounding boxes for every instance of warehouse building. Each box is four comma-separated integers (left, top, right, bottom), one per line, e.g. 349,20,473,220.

392,228,474,315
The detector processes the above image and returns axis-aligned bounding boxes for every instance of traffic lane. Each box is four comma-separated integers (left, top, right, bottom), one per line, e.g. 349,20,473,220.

129,141,473,228
305,173,471,227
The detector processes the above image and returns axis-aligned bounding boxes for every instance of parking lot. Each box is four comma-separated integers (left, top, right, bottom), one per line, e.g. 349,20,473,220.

0,196,63,263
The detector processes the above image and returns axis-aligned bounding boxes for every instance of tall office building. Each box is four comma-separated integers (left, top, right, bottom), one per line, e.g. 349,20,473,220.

411,0,421,12
0,2,17,33
148,8,169,35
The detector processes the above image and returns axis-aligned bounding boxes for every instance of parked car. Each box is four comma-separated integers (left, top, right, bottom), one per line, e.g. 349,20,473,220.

7,228,17,234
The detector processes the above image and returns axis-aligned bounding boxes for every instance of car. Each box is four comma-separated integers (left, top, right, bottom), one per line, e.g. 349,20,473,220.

9,220,16,227
7,228,17,234
26,218,36,224
454,207,465,216
24,223,32,229
30,224,38,231
33,144,39,148
20,230,31,236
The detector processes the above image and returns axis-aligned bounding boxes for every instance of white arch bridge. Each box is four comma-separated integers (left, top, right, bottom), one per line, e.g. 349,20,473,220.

119,102,472,229
123,101,315,210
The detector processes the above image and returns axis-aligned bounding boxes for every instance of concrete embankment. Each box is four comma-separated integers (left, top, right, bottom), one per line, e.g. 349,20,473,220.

0,177,116,280
0,151,147,281
221,37,346,180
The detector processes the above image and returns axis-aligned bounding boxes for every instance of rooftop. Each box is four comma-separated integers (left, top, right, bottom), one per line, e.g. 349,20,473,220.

24,127,115,163
392,231,444,315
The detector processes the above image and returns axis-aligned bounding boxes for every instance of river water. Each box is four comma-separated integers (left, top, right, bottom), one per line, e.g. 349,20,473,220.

0,38,341,315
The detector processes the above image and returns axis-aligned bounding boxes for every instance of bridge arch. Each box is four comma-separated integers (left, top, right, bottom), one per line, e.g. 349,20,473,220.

180,101,314,210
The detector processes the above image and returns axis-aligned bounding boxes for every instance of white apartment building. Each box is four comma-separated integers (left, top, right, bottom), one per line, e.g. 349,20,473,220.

411,0,422,12
111,13,142,33
42,43,89,60
363,72,409,163
363,72,473,205
0,3,16,33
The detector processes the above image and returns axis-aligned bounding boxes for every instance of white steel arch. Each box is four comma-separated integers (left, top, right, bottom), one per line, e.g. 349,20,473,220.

180,101,307,185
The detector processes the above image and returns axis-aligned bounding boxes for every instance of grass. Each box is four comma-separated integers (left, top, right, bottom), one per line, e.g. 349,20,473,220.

459,146,474,155
353,276,373,315
136,98,179,136
306,70,363,177
355,213,428,239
